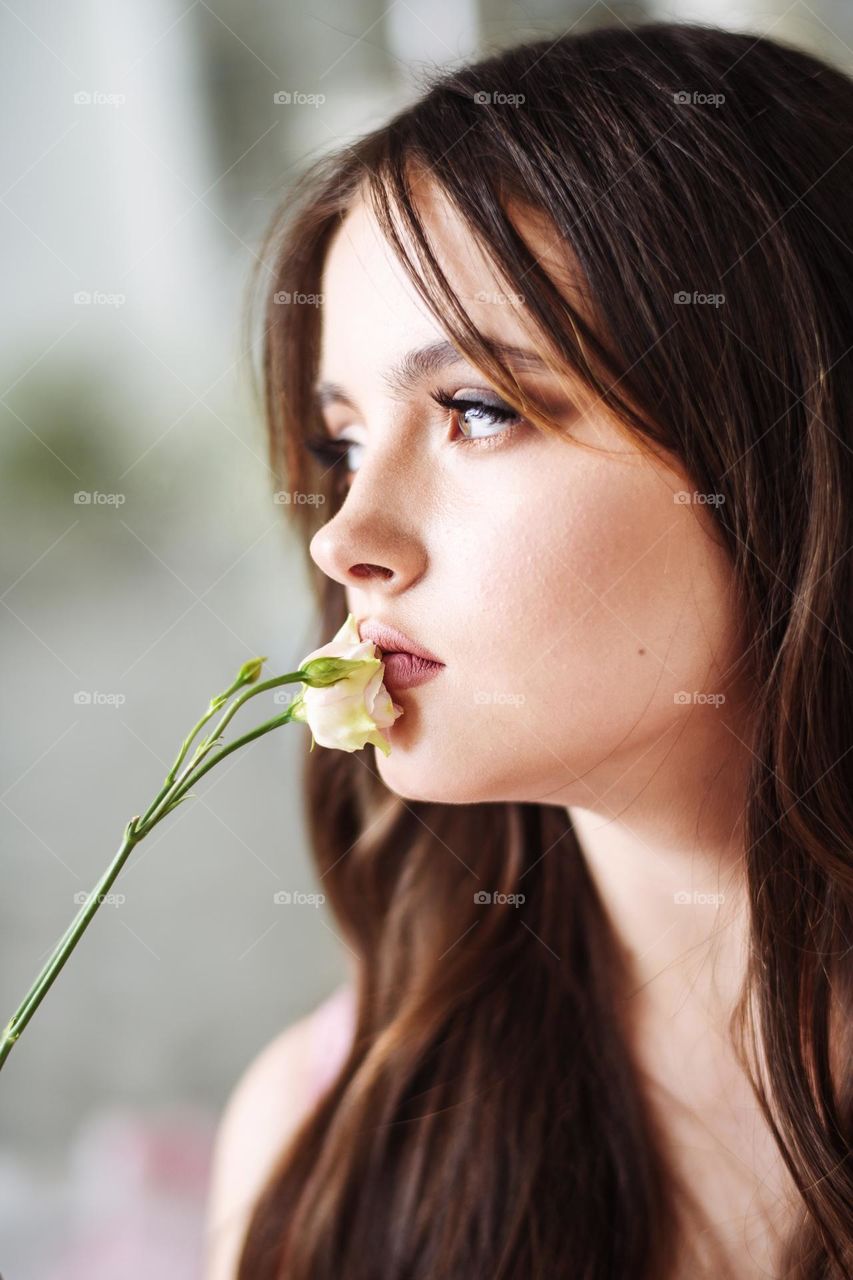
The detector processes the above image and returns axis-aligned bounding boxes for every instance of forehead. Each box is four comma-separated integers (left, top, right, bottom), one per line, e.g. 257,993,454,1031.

318,182,593,384
319,190,511,366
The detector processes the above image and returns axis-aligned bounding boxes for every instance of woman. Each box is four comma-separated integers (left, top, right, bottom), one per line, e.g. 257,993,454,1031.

204,20,853,1279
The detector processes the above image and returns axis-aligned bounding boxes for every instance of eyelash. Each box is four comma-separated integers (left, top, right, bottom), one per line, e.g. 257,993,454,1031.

431,390,525,449
302,392,526,473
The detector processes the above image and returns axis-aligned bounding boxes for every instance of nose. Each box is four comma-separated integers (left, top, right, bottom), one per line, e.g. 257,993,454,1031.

308,469,428,595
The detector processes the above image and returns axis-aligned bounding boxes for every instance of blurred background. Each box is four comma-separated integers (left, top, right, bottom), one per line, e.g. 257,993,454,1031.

0,0,850,1275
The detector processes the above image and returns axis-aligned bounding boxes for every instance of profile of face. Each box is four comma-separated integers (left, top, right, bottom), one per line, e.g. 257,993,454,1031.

309,182,748,811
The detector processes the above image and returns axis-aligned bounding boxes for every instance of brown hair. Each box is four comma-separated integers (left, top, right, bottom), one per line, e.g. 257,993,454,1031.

238,21,853,1278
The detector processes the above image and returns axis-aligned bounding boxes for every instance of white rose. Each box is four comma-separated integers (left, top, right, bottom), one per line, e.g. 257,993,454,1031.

290,613,403,755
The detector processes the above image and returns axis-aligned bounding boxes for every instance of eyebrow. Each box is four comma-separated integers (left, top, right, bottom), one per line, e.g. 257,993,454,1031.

314,337,551,411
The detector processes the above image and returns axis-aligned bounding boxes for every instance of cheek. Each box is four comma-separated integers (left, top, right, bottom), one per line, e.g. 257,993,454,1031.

506,473,736,733
376,457,741,804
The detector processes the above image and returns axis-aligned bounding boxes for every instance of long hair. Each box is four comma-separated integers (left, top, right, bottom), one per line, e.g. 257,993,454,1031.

237,22,853,1278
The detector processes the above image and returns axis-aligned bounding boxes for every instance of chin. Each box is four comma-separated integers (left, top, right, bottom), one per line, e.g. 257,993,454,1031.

373,751,469,805
374,749,517,807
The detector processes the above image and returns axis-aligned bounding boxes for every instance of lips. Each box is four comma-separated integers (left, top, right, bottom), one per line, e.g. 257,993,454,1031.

380,651,444,691
357,619,444,666
357,619,445,695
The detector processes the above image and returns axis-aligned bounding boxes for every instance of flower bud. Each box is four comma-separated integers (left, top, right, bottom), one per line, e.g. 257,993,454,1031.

237,656,266,685
300,656,373,687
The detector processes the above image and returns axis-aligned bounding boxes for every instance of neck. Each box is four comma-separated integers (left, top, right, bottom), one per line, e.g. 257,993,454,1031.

564,710,802,1273
564,706,755,1089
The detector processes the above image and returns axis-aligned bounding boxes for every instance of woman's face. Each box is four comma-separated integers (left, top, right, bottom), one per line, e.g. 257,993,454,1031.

309,186,746,808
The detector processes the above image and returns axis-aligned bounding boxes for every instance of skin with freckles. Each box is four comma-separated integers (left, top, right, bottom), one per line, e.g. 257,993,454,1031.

308,184,799,1278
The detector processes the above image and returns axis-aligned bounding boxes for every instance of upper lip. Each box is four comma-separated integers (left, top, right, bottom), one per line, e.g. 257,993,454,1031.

357,619,444,665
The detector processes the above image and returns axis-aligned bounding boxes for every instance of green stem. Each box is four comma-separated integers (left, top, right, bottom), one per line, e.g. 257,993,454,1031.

143,707,296,824
0,817,140,1070
195,671,306,757
136,672,306,836
136,667,268,830
0,660,315,1074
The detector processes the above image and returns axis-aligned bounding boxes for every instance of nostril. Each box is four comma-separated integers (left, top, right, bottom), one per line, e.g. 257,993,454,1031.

350,564,393,580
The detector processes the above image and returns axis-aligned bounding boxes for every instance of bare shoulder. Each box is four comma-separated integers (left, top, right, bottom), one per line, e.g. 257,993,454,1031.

202,982,356,1280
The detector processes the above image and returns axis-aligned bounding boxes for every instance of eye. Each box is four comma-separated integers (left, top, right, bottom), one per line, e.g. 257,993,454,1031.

301,387,527,484
303,433,363,479
430,389,525,448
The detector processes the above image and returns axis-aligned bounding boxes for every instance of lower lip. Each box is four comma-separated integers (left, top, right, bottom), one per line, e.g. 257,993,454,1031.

381,652,444,691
